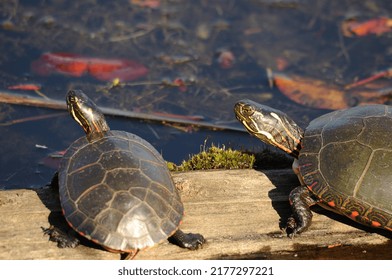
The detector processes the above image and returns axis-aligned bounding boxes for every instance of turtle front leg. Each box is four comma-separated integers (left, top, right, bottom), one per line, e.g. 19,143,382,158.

42,225,80,248
286,186,318,237
168,229,205,250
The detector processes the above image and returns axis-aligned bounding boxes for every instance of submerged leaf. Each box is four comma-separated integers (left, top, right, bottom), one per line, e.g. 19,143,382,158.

273,72,347,109
273,72,392,109
31,53,148,82
342,17,392,37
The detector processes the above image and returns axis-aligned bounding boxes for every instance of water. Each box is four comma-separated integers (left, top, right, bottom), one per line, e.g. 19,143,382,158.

0,0,391,188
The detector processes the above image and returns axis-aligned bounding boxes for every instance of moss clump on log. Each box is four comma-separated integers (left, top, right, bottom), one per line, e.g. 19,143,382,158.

168,144,255,171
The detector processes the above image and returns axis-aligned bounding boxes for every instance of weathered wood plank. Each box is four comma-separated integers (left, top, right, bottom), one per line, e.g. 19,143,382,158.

0,169,390,260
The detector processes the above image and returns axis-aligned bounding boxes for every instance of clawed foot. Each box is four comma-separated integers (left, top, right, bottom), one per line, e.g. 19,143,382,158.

285,216,299,238
285,211,313,238
42,225,80,248
169,230,205,250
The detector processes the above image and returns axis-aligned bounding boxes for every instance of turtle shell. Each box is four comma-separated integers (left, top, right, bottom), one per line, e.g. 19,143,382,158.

299,105,392,230
58,130,183,252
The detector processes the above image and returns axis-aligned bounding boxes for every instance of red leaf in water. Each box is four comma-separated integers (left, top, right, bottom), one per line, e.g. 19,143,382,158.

31,53,148,82
87,58,124,74
8,84,41,91
342,17,392,37
172,78,187,92
274,72,392,109
273,72,348,110
130,0,160,8
217,50,235,69
31,52,88,77
88,59,148,82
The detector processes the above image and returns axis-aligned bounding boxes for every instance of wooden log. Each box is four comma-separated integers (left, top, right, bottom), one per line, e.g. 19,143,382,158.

0,169,390,260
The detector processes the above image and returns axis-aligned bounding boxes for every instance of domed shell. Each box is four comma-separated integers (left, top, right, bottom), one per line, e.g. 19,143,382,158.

299,105,392,228
58,130,183,252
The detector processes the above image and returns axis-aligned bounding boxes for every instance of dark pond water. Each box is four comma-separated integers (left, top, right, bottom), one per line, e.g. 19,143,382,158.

0,0,391,189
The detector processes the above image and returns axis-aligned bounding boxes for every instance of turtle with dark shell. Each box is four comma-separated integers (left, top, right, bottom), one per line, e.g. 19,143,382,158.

234,99,392,236
44,90,205,259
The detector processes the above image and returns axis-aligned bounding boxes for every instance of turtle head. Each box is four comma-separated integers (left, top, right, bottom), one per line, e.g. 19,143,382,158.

234,99,303,158
66,90,110,142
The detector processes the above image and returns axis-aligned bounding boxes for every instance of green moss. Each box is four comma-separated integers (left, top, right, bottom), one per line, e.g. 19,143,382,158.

167,143,255,171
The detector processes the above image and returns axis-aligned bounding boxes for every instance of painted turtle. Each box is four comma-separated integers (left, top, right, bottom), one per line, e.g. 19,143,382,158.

234,99,392,236
44,90,205,258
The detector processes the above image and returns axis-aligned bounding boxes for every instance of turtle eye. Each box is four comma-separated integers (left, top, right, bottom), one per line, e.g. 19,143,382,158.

242,105,254,116
68,95,76,103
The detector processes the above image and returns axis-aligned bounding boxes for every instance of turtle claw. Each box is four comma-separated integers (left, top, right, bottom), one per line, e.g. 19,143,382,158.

285,216,298,239
285,213,312,238
169,230,206,250
42,226,80,248
182,233,205,250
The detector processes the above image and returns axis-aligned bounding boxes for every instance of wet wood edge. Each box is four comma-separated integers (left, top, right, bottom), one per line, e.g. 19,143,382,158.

0,169,390,260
